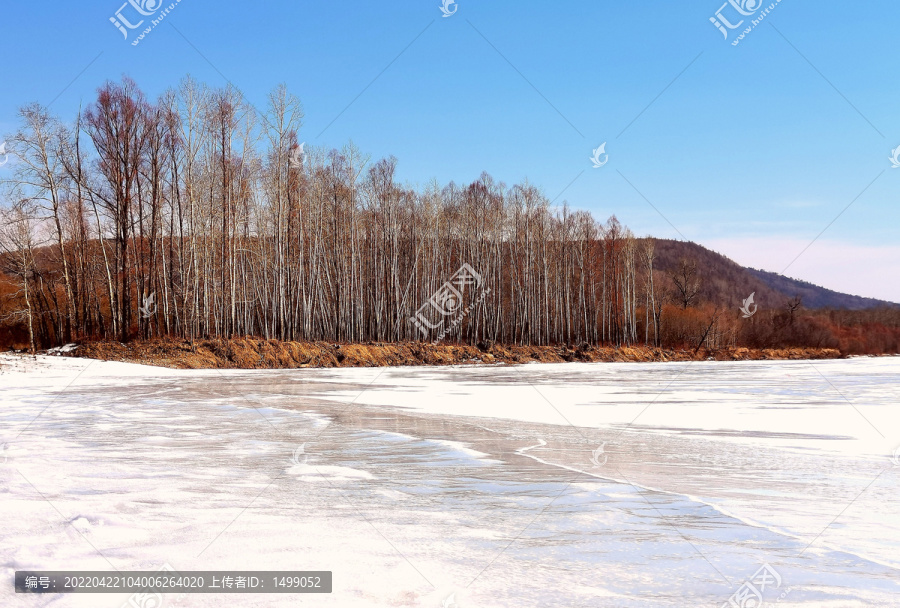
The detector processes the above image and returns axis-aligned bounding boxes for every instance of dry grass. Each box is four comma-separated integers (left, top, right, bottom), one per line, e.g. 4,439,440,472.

63,338,843,369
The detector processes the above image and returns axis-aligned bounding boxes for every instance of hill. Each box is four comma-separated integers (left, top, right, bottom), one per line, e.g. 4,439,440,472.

650,239,898,311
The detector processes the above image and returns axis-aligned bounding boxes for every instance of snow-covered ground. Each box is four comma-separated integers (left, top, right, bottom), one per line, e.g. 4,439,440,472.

1,354,899,606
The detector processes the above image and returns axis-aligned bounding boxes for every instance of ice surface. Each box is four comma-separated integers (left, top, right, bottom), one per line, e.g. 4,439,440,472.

1,354,899,606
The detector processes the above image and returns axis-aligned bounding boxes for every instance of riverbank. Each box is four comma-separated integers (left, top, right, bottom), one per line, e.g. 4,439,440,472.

44,338,844,369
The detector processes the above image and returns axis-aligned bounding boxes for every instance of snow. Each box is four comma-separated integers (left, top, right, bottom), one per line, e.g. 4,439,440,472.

44,344,80,356
1,354,899,606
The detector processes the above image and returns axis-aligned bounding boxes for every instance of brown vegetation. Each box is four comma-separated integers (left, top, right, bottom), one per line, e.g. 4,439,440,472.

57,338,843,370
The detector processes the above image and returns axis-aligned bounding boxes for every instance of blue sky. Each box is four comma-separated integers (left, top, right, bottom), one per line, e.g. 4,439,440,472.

2,1,899,300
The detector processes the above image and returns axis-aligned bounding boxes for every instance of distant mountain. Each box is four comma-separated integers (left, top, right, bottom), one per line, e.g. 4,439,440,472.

743,267,898,310
650,239,899,311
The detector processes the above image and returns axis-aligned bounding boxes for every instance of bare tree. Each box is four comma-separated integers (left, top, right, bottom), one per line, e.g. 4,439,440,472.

7,104,76,342
671,258,701,310
0,203,42,352
786,296,802,325
640,239,665,347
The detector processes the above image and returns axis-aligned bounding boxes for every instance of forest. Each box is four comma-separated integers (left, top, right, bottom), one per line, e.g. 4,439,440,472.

1,76,898,355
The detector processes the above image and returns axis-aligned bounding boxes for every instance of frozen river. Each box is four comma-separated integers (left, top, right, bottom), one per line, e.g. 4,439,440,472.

1,355,899,606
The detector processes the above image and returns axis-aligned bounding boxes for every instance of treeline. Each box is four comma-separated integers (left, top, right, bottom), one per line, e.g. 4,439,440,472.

1,76,898,355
